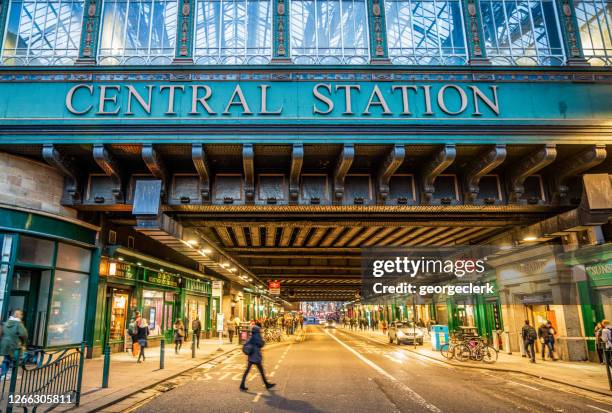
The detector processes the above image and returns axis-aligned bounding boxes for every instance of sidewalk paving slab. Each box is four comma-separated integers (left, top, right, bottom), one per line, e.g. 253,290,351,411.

339,327,612,396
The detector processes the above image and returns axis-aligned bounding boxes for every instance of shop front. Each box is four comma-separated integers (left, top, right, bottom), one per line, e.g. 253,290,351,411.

0,206,99,352
183,277,212,340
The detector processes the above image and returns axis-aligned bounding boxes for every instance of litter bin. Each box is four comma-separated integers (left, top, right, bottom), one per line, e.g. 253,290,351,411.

431,325,449,351
238,322,252,344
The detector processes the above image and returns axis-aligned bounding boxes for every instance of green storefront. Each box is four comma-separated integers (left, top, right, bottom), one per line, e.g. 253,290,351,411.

94,247,212,355
565,244,612,359
0,206,100,353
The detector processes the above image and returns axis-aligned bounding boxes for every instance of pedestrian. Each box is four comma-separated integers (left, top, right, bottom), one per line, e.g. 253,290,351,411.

381,319,387,335
521,320,537,363
299,315,304,330
192,316,202,349
228,317,235,344
595,322,605,364
538,321,556,361
173,319,185,354
239,322,275,392
601,320,612,366
0,309,27,376
136,316,149,363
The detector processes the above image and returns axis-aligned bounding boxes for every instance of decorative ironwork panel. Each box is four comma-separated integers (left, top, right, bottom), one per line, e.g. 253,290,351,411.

194,0,272,64
290,0,370,64
98,0,178,65
574,0,611,65
385,0,468,64
1,0,84,65
479,0,566,65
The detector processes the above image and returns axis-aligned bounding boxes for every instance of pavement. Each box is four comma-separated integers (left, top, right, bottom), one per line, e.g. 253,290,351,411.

57,338,240,412
340,326,612,396
120,325,612,413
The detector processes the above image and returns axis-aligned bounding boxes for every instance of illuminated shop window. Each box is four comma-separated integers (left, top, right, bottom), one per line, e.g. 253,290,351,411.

574,0,612,66
479,0,565,65
194,0,272,64
290,0,370,64
98,0,178,65
385,0,467,65
1,0,84,65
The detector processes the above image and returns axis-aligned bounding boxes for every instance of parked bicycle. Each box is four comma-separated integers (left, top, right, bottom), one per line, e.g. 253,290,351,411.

262,327,284,342
455,336,498,363
440,334,461,360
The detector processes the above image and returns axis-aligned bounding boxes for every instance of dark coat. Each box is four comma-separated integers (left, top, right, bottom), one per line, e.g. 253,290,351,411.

192,319,202,332
247,325,265,364
135,325,149,341
0,319,27,356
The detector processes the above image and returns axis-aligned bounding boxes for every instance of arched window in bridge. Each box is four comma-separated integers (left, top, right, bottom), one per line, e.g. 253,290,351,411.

194,0,272,64
384,0,468,65
98,0,178,65
290,0,370,64
1,0,84,65
574,0,612,66
479,0,565,65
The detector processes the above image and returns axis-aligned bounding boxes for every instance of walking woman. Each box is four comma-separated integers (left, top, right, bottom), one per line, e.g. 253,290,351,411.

240,322,275,391
174,319,185,353
136,317,149,363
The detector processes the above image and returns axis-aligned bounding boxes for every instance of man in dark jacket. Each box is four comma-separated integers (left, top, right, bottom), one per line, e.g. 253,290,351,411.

239,323,275,391
0,309,28,376
538,321,555,360
192,317,202,349
521,320,537,363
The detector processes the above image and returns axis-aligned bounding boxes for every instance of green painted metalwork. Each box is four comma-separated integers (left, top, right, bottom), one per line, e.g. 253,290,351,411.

84,247,101,356
366,0,390,62
461,0,489,64
77,0,104,64
0,207,97,245
174,0,197,62
272,0,290,62
0,0,8,53
554,0,588,65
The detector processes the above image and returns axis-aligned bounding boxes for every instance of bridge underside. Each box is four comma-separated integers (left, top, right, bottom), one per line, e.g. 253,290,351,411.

2,143,609,301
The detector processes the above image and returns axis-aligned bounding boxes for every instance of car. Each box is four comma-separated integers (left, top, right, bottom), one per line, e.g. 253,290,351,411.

324,319,336,329
388,321,425,345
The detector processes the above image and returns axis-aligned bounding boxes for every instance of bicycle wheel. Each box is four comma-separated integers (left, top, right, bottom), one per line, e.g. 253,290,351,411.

481,346,498,364
440,343,454,360
454,344,471,362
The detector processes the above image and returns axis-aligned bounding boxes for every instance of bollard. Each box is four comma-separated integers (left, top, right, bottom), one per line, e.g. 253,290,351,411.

160,339,165,370
192,334,196,358
102,344,111,388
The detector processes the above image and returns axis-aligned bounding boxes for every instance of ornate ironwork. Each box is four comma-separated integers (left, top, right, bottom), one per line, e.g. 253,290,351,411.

464,144,507,203
552,144,607,201
243,143,255,203
142,144,169,196
192,144,211,202
421,144,456,204
289,144,304,203
333,144,355,203
93,144,124,201
377,144,405,201
42,144,81,202
509,144,557,203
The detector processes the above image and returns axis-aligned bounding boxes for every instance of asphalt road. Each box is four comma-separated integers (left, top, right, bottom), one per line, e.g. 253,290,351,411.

130,325,612,413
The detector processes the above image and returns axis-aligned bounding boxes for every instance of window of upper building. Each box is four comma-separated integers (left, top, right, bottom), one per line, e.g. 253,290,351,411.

385,0,468,64
479,0,565,65
98,0,178,65
290,0,370,64
574,0,612,66
1,0,84,65
194,0,272,64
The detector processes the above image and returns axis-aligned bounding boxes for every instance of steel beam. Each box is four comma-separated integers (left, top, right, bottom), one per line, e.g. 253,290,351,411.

289,143,304,203
464,144,507,204
509,144,557,203
192,144,211,203
93,144,124,202
243,143,255,203
421,144,457,204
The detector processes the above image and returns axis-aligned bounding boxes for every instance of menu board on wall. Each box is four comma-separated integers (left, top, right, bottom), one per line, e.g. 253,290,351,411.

146,271,178,288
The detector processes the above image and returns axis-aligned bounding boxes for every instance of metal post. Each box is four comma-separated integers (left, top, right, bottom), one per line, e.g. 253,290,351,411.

75,342,86,406
6,349,21,413
102,344,111,388
192,333,196,358
160,339,165,370
605,350,612,391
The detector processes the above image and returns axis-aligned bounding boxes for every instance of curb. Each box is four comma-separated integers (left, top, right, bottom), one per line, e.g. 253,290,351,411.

85,347,240,412
339,328,612,398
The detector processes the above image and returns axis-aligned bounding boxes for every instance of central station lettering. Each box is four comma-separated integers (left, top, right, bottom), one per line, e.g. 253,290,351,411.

65,83,501,117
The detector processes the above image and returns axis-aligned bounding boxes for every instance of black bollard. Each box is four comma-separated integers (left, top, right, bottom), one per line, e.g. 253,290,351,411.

160,339,165,370
102,344,111,388
192,333,196,358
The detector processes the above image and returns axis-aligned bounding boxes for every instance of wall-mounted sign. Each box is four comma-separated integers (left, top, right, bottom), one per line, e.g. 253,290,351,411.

184,278,211,295
269,281,281,295
585,261,612,281
216,313,224,333
212,281,223,298
110,262,136,280
146,271,178,288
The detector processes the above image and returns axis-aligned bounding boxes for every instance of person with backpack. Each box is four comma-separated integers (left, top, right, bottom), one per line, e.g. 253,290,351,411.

538,320,556,361
602,319,612,366
173,319,185,354
136,316,149,363
192,316,202,349
521,320,537,363
239,322,275,392
0,309,28,376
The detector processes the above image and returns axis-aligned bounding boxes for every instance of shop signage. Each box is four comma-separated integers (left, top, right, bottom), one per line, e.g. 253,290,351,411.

184,278,211,294
269,281,281,295
216,313,224,333
146,271,178,288
109,262,135,280
212,281,223,298
64,82,502,118
585,261,612,281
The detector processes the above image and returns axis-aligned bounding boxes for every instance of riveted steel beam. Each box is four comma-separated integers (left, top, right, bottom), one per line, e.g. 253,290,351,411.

289,143,304,204
42,144,81,203
377,144,405,202
464,144,507,204
333,144,355,203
